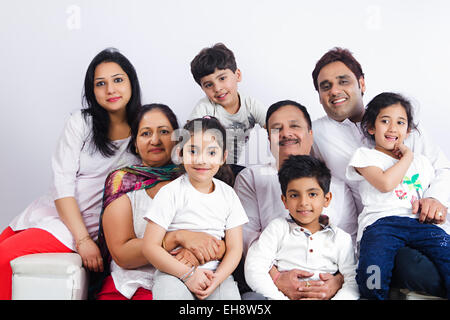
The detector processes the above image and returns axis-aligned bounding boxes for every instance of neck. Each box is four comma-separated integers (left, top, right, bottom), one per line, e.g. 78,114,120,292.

188,176,215,194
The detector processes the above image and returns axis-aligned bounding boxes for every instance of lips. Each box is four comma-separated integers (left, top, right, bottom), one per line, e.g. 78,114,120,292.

107,96,121,102
149,148,164,153
215,93,227,100
193,167,211,174
330,97,347,105
384,135,398,142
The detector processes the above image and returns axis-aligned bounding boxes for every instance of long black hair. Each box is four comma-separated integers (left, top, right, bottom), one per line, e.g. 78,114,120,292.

82,47,142,157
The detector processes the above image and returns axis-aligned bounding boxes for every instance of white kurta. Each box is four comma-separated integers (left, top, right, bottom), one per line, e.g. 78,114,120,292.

9,110,139,250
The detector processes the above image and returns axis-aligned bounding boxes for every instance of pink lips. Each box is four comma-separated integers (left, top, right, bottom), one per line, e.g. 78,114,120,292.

107,96,121,102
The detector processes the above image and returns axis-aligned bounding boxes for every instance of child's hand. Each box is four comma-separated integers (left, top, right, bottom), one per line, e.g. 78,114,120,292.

194,273,220,300
184,268,214,295
392,142,412,160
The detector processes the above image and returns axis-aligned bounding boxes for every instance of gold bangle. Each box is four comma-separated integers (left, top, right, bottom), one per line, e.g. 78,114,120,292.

161,237,166,250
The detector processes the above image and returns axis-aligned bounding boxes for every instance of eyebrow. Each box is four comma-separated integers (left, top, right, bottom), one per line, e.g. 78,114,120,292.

94,73,124,80
270,120,301,128
319,74,351,87
380,115,407,120
139,125,170,131
287,187,321,193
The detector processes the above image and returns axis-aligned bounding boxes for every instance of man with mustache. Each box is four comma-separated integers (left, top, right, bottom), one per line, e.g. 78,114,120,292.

311,47,450,298
234,100,357,299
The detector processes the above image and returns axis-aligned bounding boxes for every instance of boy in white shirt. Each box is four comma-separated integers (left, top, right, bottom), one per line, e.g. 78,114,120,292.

190,43,267,176
244,155,359,300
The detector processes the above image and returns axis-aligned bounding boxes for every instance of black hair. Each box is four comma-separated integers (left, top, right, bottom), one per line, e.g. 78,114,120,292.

177,116,234,186
190,43,237,86
278,155,331,196
265,100,312,132
130,103,180,157
81,47,142,157
312,47,364,92
361,92,418,141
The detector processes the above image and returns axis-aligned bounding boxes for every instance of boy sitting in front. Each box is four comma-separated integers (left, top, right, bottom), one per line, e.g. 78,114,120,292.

189,43,267,177
244,155,359,300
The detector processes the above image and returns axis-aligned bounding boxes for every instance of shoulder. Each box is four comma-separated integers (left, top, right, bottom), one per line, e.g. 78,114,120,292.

190,98,215,118
263,217,288,234
330,225,353,244
236,164,276,185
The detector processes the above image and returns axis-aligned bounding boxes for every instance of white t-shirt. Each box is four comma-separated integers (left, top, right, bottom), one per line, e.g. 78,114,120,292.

346,147,450,242
245,217,359,300
234,162,358,255
144,173,249,270
312,116,450,214
189,94,267,165
110,189,156,299
9,110,139,250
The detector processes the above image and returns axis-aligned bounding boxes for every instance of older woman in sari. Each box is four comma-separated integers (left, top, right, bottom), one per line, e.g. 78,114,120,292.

95,103,225,300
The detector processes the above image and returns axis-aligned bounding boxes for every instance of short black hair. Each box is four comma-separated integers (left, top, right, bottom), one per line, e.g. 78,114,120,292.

190,43,237,85
266,100,312,132
278,155,331,196
361,92,418,141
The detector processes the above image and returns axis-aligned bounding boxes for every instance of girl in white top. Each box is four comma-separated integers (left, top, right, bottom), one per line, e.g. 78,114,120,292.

142,116,248,300
97,104,227,300
0,48,141,299
346,92,450,299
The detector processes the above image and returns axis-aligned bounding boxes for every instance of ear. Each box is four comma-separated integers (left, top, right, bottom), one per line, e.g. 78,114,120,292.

222,150,228,165
358,77,366,95
235,69,242,82
281,194,288,210
323,192,332,208
367,126,375,136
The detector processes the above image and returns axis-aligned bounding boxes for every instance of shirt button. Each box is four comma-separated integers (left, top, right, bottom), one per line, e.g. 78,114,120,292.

300,228,304,232
309,249,313,253
310,237,313,240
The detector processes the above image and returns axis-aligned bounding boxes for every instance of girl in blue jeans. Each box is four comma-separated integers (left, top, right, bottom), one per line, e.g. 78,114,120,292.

346,92,450,299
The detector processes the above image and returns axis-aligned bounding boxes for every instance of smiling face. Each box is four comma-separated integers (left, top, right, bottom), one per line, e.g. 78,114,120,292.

368,103,410,157
93,62,132,115
281,177,331,234
135,109,176,167
317,61,366,123
267,105,313,167
199,68,242,112
181,130,227,191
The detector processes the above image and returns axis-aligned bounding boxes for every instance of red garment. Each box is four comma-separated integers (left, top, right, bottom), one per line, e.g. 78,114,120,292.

96,275,153,300
0,227,73,300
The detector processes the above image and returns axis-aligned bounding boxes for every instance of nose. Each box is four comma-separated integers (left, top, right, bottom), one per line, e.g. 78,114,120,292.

106,81,116,95
280,126,293,139
150,132,160,145
297,194,309,208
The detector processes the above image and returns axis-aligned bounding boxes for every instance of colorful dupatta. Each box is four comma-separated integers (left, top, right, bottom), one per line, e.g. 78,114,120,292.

97,163,180,271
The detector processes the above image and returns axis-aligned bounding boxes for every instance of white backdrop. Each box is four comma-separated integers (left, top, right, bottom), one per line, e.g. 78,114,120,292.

1,0,449,230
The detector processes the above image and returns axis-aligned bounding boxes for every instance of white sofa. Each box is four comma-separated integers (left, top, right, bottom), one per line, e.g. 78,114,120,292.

10,253,88,300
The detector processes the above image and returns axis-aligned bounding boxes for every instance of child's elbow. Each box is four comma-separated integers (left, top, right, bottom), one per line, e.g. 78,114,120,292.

376,181,396,193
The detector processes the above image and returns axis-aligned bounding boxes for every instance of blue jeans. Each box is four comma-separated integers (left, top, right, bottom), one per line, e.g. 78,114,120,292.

357,216,450,300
